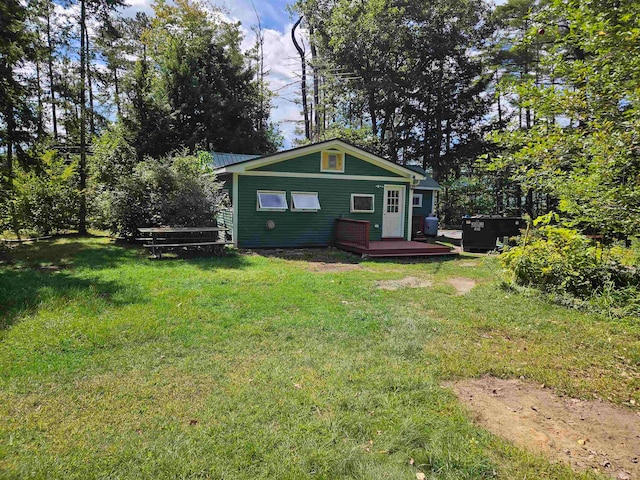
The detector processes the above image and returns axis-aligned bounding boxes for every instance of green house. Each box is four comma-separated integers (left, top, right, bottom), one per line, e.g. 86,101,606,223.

213,139,440,249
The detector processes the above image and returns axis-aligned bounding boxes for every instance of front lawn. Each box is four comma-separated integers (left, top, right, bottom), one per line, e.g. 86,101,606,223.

1,236,638,479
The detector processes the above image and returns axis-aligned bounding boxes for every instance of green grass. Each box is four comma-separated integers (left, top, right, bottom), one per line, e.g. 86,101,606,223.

1,236,638,479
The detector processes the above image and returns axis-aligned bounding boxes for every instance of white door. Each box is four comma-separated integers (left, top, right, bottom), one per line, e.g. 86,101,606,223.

382,185,405,238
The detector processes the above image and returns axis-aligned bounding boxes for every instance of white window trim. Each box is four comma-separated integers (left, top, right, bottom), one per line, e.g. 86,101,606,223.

350,194,375,213
413,193,423,207
257,190,288,211
320,150,345,173
291,191,321,212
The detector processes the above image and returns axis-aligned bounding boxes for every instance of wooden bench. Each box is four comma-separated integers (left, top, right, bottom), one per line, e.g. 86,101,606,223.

137,227,232,258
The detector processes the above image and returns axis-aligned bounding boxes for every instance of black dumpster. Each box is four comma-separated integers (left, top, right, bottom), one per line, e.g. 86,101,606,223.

462,216,523,252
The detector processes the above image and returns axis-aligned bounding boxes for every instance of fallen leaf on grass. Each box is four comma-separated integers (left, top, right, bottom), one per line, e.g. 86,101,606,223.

416,473,426,480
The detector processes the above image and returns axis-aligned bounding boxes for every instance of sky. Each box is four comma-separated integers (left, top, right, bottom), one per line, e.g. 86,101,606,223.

122,0,305,149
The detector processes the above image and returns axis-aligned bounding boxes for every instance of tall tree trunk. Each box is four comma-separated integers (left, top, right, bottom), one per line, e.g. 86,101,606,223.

85,27,95,136
496,175,504,215
113,66,121,117
78,0,87,235
292,17,310,140
4,105,20,239
526,189,534,217
496,70,503,128
367,85,378,137
46,9,58,139
515,184,522,216
252,2,266,133
35,59,44,138
309,25,320,141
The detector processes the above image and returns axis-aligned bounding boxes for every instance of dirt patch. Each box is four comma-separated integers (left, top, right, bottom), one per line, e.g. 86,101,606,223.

375,276,433,291
449,377,640,479
308,262,362,273
457,261,479,267
447,277,476,295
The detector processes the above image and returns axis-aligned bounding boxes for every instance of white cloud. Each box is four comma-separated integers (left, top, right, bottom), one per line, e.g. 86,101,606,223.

229,13,306,149
257,24,306,148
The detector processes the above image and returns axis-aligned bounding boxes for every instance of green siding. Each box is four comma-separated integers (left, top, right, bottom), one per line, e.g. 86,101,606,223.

215,174,234,239
236,175,410,248
216,208,233,235
218,173,232,192
412,190,434,216
252,152,401,178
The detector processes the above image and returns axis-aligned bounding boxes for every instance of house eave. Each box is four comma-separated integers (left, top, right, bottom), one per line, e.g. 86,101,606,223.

215,139,426,180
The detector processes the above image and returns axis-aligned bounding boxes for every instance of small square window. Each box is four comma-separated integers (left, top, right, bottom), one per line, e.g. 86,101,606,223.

257,191,288,211
351,194,375,213
291,192,321,212
321,151,345,172
413,193,422,207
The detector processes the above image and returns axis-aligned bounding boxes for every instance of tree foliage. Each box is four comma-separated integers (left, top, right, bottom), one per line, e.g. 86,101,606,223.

13,150,79,235
1,0,278,236
502,216,640,317
293,0,492,179
488,0,640,236
92,151,227,239
136,0,278,156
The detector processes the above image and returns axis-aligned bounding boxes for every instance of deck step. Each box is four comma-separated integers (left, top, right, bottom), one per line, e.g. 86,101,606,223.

366,251,457,257
335,239,456,258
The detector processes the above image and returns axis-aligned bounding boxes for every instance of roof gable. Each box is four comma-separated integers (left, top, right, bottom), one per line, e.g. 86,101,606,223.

213,139,425,180
251,151,403,178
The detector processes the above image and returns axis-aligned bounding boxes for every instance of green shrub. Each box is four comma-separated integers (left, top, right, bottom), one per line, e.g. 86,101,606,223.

12,150,80,236
92,151,227,239
501,218,639,317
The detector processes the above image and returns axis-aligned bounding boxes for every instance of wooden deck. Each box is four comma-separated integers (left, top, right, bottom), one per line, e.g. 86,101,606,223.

334,218,455,258
336,239,455,258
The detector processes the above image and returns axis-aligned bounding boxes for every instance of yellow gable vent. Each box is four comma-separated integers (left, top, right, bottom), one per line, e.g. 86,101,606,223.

321,150,344,173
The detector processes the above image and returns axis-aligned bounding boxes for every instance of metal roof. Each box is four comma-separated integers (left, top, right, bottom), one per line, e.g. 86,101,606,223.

211,152,261,169
405,164,440,189
415,176,440,190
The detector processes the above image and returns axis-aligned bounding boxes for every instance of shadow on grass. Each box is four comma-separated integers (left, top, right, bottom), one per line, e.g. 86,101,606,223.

4,234,140,270
0,237,148,331
245,247,362,265
134,247,252,271
243,246,460,270
0,267,145,332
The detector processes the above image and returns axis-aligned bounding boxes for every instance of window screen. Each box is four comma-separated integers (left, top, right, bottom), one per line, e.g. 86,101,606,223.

291,192,321,211
257,191,288,210
351,194,375,213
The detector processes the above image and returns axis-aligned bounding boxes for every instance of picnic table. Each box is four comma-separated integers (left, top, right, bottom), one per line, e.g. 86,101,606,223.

137,226,232,258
